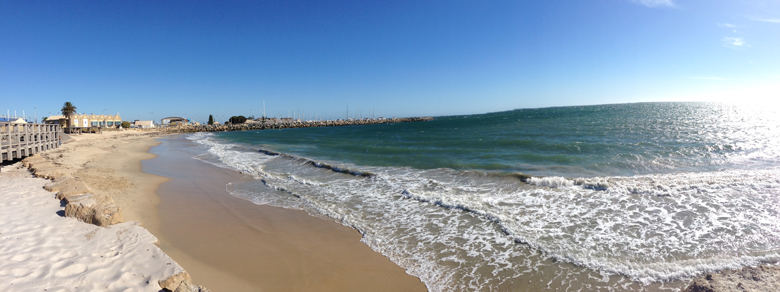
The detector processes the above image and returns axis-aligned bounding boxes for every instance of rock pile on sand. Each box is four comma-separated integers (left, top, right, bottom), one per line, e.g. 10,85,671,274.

24,155,124,227
684,265,780,292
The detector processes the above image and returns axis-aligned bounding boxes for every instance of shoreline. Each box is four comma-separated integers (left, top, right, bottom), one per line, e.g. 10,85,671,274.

146,135,426,291
4,128,779,291
5,130,425,291
0,131,198,291
180,129,780,291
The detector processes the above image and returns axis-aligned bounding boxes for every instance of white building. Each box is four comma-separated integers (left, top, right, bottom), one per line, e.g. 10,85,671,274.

134,121,155,128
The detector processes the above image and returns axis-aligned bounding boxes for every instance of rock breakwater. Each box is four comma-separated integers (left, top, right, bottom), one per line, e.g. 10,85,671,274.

160,117,434,133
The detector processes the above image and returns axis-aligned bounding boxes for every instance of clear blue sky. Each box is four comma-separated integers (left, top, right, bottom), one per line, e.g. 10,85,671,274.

2,0,779,122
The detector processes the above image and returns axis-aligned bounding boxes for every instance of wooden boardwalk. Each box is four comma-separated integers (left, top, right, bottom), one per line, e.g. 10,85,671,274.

0,122,61,163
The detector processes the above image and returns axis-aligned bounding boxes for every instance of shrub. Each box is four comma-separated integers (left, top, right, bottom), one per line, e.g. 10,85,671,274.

229,115,247,124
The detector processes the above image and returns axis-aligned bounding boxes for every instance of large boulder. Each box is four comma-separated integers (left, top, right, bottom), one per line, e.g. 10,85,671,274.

21,155,45,166
158,272,210,292
158,272,192,291
44,178,93,200
23,156,64,180
174,280,211,292
30,163,63,180
62,193,124,227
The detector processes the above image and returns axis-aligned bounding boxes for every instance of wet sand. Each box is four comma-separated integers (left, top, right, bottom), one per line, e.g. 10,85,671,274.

145,136,426,291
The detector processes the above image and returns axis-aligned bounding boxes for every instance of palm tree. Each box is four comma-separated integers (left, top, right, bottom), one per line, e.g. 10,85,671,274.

61,102,77,129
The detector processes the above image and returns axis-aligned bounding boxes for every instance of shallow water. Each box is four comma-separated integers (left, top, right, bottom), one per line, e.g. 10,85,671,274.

184,102,780,291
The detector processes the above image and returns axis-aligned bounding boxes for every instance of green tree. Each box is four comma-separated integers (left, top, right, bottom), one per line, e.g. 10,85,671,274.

42,116,48,122
229,115,247,124
121,121,131,128
208,115,214,125
60,102,77,128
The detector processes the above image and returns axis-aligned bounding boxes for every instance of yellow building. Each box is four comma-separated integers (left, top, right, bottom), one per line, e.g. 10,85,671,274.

47,113,122,128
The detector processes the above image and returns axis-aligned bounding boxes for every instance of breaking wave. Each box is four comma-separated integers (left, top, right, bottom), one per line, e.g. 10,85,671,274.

186,132,780,291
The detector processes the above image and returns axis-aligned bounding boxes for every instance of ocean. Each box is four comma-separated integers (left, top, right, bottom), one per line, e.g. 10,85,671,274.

184,102,780,291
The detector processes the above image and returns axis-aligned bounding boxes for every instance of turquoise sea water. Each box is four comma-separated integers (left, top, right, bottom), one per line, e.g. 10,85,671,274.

217,102,780,177
186,102,780,291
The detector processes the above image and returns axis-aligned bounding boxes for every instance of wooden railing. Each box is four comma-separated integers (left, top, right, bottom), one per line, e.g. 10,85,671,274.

0,122,61,163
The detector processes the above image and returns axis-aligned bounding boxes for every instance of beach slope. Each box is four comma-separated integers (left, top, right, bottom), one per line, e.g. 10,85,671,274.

0,163,186,291
9,130,425,291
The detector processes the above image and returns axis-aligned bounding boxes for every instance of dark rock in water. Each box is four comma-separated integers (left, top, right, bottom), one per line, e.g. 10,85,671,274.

258,149,281,156
511,173,535,183
684,265,780,292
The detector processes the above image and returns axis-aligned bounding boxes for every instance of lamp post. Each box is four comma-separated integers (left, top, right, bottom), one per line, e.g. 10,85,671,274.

35,107,37,123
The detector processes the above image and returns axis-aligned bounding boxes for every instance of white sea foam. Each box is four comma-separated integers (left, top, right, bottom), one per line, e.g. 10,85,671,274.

408,168,780,284
188,132,277,178
185,133,780,291
527,176,575,188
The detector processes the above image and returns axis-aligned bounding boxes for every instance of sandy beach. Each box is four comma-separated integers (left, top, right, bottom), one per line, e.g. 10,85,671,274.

1,130,424,291
148,136,425,291
0,159,187,291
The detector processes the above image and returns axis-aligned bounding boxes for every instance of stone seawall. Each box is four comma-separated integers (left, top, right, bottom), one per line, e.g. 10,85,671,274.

159,117,434,133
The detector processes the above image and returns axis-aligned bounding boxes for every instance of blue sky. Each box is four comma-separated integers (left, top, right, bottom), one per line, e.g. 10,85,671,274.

2,0,779,122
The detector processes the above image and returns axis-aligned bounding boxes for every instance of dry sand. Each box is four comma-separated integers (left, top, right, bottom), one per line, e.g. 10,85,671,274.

0,162,186,291
34,130,168,229
10,130,425,291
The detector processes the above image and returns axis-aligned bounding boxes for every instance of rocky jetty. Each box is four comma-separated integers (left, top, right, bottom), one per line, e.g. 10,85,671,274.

160,116,435,133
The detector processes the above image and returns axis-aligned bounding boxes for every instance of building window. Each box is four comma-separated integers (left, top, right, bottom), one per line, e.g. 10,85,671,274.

92,121,99,126
74,119,79,126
